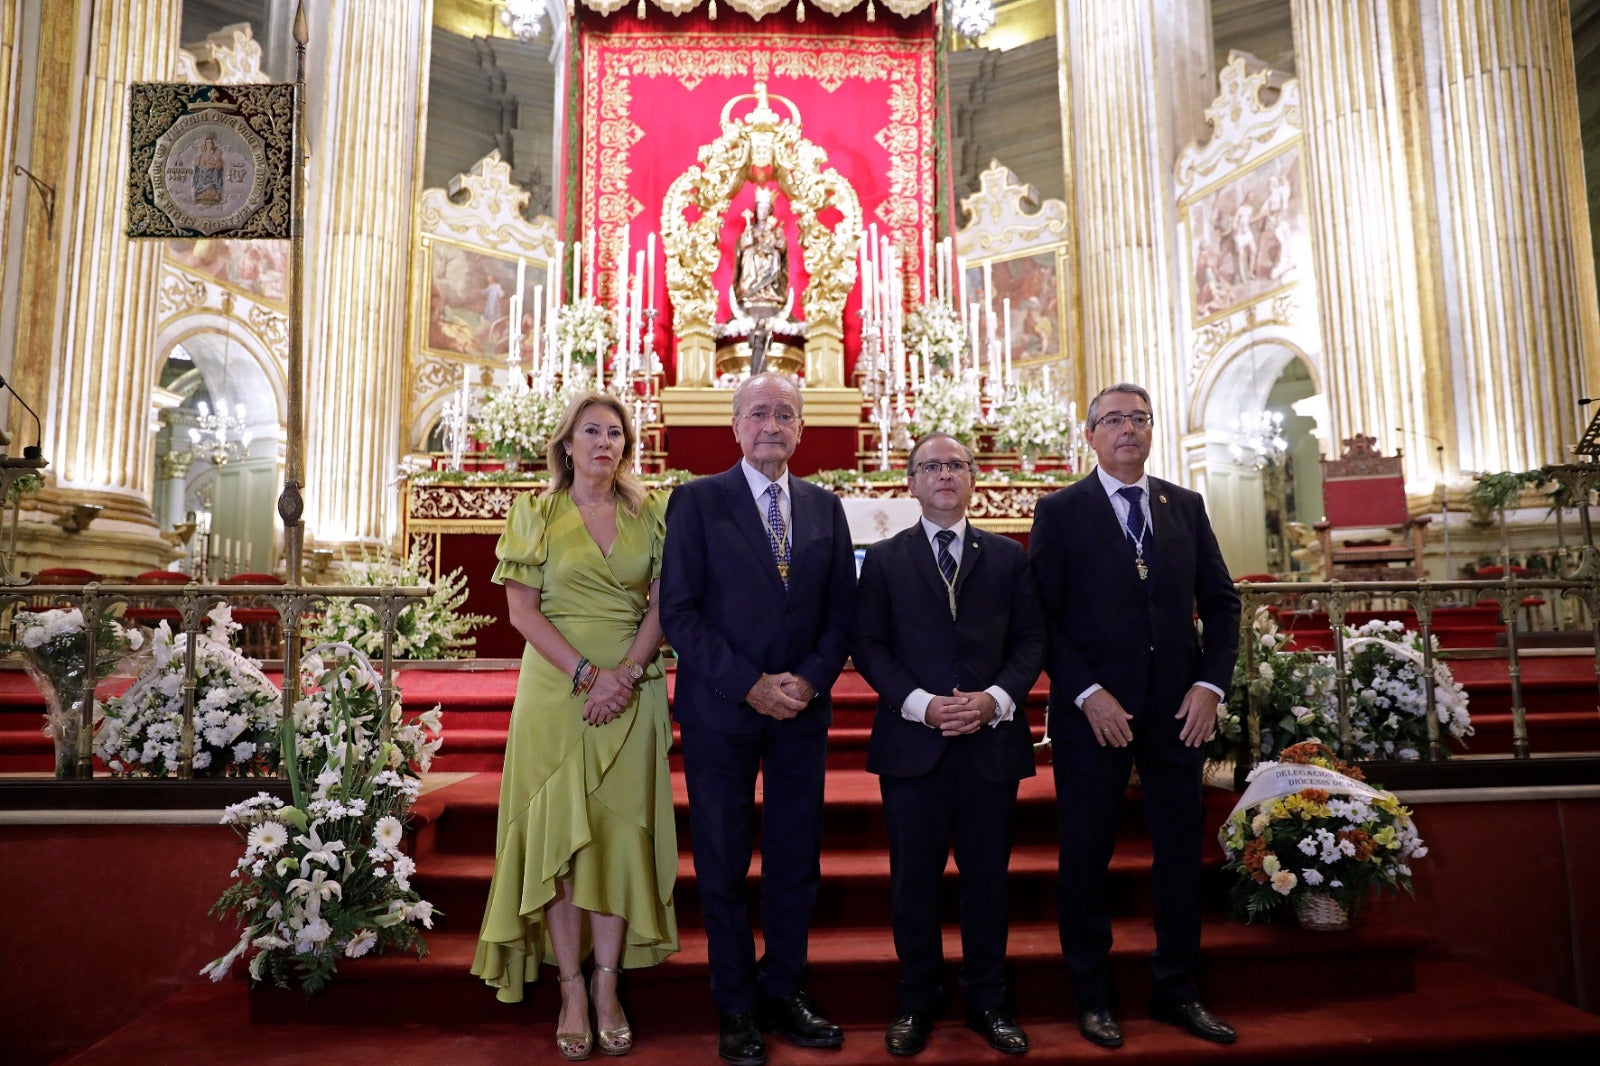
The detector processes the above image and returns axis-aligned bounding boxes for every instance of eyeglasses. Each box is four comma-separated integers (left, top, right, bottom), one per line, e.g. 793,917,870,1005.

914,459,974,476
1094,412,1154,430
741,409,798,426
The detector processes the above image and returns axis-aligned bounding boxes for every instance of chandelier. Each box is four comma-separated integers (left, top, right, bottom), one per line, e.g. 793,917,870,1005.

188,397,252,467
948,0,997,41
500,0,546,40
1229,409,1288,471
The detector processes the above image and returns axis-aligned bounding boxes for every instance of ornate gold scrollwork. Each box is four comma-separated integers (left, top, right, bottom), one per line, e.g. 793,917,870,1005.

661,82,862,386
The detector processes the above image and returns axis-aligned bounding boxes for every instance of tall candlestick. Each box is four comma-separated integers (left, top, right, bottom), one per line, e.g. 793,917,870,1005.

921,230,932,305
572,240,582,303
586,226,597,307
552,243,564,305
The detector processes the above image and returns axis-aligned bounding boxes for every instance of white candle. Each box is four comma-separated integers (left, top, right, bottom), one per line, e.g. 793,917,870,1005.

921,230,932,305
531,286,544,378
956,255,968,325
633,249,645,379
647,232,657,310
1043,365,1051,394
1003,297,1012,388
572,240,583,303
552,243,564,305
982,260,994,317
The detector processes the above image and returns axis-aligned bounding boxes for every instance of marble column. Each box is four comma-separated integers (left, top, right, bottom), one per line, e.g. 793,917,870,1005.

299,1,428,549
0,1,21,332
1290,0,1434,475
1063,0,1215,479
1429,0,1600,471
28,1,182,572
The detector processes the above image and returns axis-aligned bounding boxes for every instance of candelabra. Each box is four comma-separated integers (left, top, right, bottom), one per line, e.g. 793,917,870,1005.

858,315,906,471
439,383,473,473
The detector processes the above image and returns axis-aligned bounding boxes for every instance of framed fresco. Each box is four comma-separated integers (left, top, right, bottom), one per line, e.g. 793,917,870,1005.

1183,142,1307,325
962,244,1068,369
165,238,289,305
422,237,549,363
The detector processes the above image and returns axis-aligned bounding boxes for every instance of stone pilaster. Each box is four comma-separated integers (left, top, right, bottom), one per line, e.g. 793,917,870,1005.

1063,0,1214,479
299,1,428,548
1290,0,1434,476
22,1,182,574
1429,0,1600,470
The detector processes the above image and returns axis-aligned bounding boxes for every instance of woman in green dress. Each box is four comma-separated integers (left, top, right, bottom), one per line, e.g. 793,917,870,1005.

471,391,678,1060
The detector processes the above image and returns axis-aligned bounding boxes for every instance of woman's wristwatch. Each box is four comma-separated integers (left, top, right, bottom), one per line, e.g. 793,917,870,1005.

620,657,645,682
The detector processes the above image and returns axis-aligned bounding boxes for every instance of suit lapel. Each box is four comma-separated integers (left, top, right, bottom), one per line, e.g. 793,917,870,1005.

1085,471,1133,561
722,465,787,591
903,523,949,608
953,524,984,601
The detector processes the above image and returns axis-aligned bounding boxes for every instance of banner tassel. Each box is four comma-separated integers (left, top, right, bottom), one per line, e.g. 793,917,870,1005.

796,0,804,22
709,0,717,19
638,0,646,17
867,0,876,21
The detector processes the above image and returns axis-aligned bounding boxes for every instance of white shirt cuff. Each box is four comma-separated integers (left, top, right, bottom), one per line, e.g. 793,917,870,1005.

1194,681,1225,700
1075,683,1103,709
901,688,935,726
985,685,1014,727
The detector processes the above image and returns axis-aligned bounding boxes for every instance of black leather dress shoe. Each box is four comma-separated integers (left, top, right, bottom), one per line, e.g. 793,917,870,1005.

1150,1000,1237,1045
757,990,844,1048
885,1011,933,1056
718,1011,767,1066
966,1009,1028,1054
1076,1007,1124,1048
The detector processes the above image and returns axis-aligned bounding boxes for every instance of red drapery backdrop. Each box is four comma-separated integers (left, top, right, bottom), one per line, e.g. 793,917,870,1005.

575,9,939,385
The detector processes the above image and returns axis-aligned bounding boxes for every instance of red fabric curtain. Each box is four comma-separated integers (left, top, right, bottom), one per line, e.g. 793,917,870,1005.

574,7,939,383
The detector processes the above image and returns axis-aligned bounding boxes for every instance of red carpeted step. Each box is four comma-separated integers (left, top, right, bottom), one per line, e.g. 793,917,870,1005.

239,913,1432,1030
82,957,1600,1065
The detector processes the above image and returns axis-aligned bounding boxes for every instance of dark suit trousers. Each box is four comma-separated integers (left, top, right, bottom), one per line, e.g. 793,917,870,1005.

1053,678,1205,1009
881,739,1019,1014
679,717,828,1015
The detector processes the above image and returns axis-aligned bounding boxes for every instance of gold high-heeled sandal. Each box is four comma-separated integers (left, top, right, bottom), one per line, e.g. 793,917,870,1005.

556,970,593,1062
591,962,633,1057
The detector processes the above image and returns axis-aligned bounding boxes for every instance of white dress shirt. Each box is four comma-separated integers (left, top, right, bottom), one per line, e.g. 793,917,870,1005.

741,459,791,547
899,515,1016,729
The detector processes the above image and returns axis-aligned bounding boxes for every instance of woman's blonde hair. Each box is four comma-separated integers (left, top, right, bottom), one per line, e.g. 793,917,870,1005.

544,391,647,517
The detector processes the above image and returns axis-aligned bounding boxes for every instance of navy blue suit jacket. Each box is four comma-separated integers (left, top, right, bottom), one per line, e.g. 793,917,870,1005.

853,521,1045,783
1028,470,1240,740
660,464,856,735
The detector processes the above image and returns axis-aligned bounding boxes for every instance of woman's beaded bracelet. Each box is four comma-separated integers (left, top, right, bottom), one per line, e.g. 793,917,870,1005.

571,657,593,695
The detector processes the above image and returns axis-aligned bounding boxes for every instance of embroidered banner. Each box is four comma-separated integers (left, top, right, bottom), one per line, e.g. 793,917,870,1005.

576,13,937,381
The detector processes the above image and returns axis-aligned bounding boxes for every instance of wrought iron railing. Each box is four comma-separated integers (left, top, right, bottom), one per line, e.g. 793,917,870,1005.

1231,576,1600,774
2,582,430,779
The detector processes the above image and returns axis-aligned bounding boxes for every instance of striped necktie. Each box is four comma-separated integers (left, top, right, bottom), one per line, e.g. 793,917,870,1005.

935,528,958,585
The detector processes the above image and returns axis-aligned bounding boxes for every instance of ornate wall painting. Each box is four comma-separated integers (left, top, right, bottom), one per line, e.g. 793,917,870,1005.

1184,142,1307,326
422,239,548,363
127,82,293,240
165,238,288,305
962,246,1068,369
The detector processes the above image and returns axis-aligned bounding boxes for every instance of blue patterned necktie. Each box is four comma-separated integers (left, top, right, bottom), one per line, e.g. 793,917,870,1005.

765,483,790,587
1117,485,1153,570
935,529,959,618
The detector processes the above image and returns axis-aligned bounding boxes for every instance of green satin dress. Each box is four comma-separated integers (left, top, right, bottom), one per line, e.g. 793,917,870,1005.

470,489,679,1003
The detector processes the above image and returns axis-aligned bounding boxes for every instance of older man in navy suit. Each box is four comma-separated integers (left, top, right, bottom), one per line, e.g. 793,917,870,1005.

1029,383,1241,1049
853,432,1045,1057
660,371,856,1066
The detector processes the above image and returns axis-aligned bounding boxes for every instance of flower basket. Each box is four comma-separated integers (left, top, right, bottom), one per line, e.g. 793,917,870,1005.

1219,741,1427,924
201,644,443,994
907,374,985,445
992,385,1063,460
3,607,142,777
301,545,492,660
97,606,281,778
1294,891,1350,932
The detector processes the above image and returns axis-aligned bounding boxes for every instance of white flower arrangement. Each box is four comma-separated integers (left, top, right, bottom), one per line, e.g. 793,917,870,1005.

471,376,587,463
903,300,967,372
993,385,1065,457
96,606,281,777
302,545,494,661
553,296,615,366
202,646,442,994
1326,620,1473,760
907,373,986,445
4,607,141,776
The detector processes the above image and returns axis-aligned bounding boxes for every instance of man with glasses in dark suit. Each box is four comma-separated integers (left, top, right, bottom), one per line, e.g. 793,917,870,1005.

853,432,1045,1057
1029,383,1241,1049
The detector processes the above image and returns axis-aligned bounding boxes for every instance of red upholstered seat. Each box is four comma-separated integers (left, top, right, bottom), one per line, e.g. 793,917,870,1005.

122,570,190,630
221,573,285,658
1314,435,1430,581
